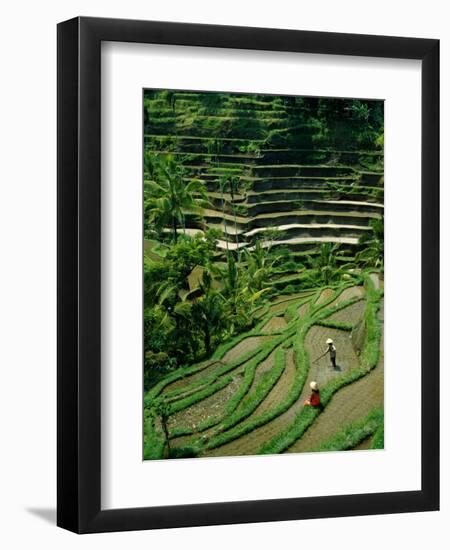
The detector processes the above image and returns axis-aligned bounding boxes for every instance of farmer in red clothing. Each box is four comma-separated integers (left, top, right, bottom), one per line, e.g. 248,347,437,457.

304,381,321,407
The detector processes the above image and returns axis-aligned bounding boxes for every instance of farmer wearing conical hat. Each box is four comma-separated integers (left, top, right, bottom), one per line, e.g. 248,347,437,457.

325,338,337,369
313,338,337,369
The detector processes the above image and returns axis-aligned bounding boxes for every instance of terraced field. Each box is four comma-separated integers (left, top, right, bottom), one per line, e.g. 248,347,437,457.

144,276,384,459
144,91,384,264
143,90,384,460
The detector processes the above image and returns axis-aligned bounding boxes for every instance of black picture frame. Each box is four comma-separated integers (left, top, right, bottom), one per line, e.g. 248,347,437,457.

57,16,439,533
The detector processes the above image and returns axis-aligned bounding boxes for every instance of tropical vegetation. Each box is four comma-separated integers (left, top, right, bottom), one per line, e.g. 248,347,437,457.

143,90,384,459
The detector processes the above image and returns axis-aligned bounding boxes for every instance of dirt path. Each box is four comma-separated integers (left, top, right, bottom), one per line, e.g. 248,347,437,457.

320,286,364,313
155,286,382,459
246,350,278,393
302,325,360,387
170,349,278,449
338,286,365,302
222,336,272,363
203,322,359,458
327,300,366,325
286,299,384,453
251,348,296,418
163,360,226,394
165,335,274,396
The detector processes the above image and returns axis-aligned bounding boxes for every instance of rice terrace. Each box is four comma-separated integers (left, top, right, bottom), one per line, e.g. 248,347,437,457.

143,90,384,460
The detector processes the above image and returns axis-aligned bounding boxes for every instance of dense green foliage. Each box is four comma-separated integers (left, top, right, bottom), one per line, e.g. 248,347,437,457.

143,232,282,389
144,92,384,150
142,89,384,460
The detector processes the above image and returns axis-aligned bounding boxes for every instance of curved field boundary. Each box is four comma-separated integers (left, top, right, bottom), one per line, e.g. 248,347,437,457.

197,291,364,453
295,296,383,454
309,282,363,317
155,344,262,405
168,335,292,439
166,333,291,416
218,348,286,432
251,347,296,418
200,322,311,452
259,277,381,455
315,319,353,331
167,375,243,434
144,307,282,405
173,348,286,443
161,301,306,403
314,288,335,306
327,299,366,325
144,279,376,460
261,316,288,333
253,290,316,318
307,408,383,453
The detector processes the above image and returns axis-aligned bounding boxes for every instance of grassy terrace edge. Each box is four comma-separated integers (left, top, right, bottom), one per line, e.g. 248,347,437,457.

259,276,382,455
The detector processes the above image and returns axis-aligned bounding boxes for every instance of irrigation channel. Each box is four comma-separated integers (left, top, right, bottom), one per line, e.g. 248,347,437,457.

144,277,384,459
143,91,384,459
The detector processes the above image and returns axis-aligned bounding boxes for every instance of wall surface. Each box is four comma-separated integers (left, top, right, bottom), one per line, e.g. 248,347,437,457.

0,0,448,548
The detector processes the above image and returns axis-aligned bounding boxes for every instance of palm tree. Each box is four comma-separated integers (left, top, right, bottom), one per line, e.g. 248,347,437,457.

192,293,225,356
243,239,280,292
308,242,341,286
216,253,268,333
178,270,223,356
144,154,209,243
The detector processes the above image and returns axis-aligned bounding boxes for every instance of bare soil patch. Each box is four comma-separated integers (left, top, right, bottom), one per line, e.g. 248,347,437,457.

315,288,335,305
261,316,287,333
203,323,358,458
222,336,272,363
327,300,366,326
203,348,298,457
163,360,226,394
168,375,242,433
338,285,365,302
286,300,384,453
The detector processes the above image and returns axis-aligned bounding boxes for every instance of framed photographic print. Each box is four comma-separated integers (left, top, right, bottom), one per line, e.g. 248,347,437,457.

57,17,439,533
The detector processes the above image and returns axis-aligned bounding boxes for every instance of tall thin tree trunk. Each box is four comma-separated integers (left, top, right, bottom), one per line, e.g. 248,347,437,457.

172,217,178,243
